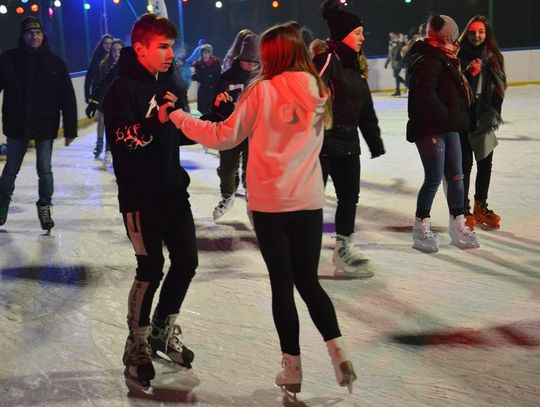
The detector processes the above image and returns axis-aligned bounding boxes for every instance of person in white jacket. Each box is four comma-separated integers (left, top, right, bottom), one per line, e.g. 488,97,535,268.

167,23,357,397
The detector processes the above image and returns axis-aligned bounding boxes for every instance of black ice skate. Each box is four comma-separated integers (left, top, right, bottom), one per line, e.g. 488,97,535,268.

37,204,54,231
149,313,194,368
123,326,156,393
0,195,10,226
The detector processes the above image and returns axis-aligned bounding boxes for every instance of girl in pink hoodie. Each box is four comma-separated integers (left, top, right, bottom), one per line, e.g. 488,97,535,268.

169,23,357,397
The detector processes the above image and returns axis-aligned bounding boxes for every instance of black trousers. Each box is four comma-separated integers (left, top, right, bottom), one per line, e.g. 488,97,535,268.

253,209,341,355
123,203,198,329
460,133,494,208
320,154,360,237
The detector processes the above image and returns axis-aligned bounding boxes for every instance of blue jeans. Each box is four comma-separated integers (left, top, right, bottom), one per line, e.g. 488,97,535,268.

0,137,54,206
415,132,464,218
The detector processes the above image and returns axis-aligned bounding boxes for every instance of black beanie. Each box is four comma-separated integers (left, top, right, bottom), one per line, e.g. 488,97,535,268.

20,16,42,36
321,0,363,41
239,34,260,63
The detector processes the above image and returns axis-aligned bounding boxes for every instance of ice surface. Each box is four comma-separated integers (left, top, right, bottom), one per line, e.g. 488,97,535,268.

1,86,539,406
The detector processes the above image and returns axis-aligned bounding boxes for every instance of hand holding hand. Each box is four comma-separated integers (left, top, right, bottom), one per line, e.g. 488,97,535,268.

213,91,233,107
158,91,178,123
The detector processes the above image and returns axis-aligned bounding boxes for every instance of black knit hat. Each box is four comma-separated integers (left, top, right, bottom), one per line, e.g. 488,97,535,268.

321,0,363,41
20,16,42,36
239,34,260,63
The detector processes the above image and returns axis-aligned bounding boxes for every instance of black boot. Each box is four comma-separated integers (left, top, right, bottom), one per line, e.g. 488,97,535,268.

37,204,55,231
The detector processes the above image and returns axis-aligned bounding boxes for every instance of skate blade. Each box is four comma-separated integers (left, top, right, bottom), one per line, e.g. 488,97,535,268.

279,386,300,405
477,222,500,229
334,268,374,279
412,244,439,253
338,361,357,394
153,350,192,369
125,376,154,396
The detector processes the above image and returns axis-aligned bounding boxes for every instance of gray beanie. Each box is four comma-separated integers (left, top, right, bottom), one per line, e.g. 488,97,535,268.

427,15,459,44
238,34,260,63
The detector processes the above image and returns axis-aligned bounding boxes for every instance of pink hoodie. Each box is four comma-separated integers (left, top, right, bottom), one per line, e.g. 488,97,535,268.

170,71,328,213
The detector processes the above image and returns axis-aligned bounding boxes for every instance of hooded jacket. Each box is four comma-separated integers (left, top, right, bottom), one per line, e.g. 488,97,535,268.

171,71,327,213
0,37,77,141
313,40,384,157
406,40,470,142
103,47,191,213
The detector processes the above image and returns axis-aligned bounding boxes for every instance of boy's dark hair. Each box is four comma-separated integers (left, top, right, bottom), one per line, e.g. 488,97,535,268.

131,13,177,46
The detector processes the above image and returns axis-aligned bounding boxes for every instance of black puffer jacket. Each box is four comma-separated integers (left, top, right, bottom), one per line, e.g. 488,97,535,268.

313,40,384,157
406,40,470,142
0,37,77,141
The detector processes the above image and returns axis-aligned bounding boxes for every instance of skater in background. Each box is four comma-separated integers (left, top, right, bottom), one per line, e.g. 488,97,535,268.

406,14,479,252
0,16,77,231
221,28,254,72
210,34,260,222
458,15,506,229
169,23,357,396
191,43,221,115
103,13,196,391
313,0,385,278
86,38,124,168
84,34,113,104
384,31,407,97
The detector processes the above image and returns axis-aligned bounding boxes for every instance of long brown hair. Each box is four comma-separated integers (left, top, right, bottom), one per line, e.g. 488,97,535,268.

248,24,327,97
458,15,504,75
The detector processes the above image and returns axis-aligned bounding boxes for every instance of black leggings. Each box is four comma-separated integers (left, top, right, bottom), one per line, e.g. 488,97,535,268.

460,133,494,207
253,209,341,355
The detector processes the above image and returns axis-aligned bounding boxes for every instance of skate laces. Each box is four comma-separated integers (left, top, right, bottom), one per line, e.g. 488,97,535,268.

166,324,185,352
129,339,152,366
418,220,435,240
37,205,52,222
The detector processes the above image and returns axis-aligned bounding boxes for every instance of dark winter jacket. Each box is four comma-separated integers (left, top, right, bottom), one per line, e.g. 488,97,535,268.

406,40,470,142
89,63,118,112
84,47,108,101
313,40,384,157
103,47,192,213
0,37,77,141
458,42,504,136
202,57,258,121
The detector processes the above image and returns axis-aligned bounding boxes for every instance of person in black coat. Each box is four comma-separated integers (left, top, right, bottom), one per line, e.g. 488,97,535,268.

407,14,479,252
84,34,113,103
0,16,77,231
457,15,506,229
191,44,221,115
209,34,260,222
314,0,385,279
102,13,196,391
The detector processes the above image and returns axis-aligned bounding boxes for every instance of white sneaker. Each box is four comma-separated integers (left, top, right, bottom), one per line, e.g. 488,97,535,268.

412,217,439,252
333,235,373,278
449,214,480,249
213,195,235,221
102,151,112,170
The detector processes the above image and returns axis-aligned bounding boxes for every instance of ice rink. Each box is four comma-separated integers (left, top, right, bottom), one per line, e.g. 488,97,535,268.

1,85,539,407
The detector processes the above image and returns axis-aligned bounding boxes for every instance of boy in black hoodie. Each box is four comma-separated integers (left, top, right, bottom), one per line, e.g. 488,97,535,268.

103,13,195,391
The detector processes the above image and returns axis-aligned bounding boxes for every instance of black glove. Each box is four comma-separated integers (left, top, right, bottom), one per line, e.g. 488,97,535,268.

85,100,99,119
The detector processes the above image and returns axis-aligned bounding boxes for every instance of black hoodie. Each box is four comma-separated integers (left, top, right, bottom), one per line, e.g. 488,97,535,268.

103,47,191,213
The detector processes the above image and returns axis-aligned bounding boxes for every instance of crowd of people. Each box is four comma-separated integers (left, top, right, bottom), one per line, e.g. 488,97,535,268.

0,0,507,399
